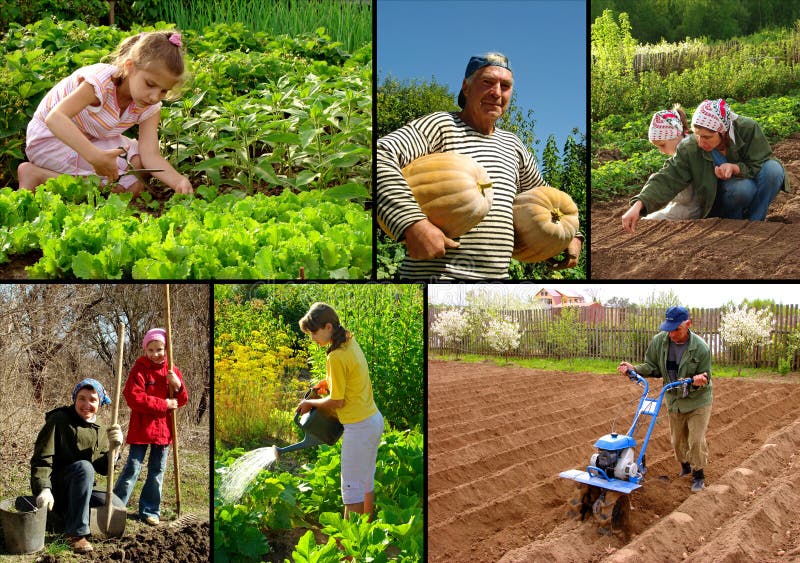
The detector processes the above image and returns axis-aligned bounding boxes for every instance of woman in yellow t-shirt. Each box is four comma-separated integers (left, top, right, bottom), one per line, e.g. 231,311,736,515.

297,302,384,518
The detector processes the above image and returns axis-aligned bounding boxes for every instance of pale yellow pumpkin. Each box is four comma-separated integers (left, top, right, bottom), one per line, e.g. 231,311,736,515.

512,186,579,263
400,152,494,238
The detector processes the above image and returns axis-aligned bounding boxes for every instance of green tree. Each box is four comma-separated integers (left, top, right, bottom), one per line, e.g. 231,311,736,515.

541,135,562,187
498,92,539,157
591,9,637,117
590,0,800,43
606,296,634,308
640,289,683,309
376,75,457,138
675,0,746,42
548,307,588,367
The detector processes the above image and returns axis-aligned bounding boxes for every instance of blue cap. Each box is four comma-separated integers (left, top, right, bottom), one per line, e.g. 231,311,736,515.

457,52,512,108
72,378,111,406
660,307,690,332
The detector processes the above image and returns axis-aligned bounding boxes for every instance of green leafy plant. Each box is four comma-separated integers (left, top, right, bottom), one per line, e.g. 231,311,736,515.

214,504,271,563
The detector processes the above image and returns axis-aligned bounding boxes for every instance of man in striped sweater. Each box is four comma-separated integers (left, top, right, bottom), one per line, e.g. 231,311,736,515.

377,52,583,280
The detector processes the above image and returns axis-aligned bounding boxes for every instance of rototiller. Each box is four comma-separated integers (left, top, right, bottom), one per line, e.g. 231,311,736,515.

559,369,694,534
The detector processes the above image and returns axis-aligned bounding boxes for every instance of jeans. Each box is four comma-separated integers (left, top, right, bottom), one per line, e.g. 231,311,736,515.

113,444,169,519
710,159,784,220
55,460,124,536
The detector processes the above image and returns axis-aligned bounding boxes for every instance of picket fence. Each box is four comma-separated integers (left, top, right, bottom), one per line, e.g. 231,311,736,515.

428,304,800,369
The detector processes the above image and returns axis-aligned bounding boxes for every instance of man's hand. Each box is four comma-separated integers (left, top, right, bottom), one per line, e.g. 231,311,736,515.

403,219,460,260
553,237,582,270
692,373,709,386
36,488,54,511
617,361,635,376
107,423,123,449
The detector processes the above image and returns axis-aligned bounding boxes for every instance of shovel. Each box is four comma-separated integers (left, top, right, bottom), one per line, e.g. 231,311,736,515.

165,284,182,516
89,322,127,538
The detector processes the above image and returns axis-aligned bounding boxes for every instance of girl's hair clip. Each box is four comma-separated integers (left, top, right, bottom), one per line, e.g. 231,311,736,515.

169,33,182,47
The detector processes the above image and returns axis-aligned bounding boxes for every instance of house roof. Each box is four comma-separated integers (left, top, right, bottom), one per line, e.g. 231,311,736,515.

539,288,585,299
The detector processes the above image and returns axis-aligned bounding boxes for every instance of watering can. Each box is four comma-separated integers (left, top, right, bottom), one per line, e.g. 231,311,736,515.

275,386,344,454
276,385,343,455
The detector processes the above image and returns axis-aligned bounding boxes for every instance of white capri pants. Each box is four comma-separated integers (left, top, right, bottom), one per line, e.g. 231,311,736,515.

340,410,384,505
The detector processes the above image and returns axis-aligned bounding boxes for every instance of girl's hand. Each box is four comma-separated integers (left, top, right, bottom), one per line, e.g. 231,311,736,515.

90,147,125,181
296,400,313,415
171,175,193,194
167,370,181,391
166,398,178,410
313,379,329,396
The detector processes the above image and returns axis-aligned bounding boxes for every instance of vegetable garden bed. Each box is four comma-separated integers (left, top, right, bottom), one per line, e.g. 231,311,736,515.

0,18,372,279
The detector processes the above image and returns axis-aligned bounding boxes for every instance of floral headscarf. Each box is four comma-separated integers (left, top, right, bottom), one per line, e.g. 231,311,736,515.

71,378,111,406
691,99,739,143
648,110,686,141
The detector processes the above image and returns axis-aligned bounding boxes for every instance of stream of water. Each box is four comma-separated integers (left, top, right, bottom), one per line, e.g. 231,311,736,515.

217,446,278,504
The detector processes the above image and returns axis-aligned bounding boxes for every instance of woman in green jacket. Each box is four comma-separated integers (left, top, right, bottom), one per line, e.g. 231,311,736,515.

622,99,788,234
30,378,124,554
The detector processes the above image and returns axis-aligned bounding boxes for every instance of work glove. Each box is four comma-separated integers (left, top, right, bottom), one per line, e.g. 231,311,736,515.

36,488,54,511
107,424,123,449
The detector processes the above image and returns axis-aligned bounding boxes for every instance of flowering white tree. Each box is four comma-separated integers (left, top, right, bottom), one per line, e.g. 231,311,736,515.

484,317,522,361
719,305,773,375
430,308,470,357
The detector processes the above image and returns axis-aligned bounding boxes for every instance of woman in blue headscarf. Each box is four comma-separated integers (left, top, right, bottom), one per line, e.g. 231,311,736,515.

30,378,125,554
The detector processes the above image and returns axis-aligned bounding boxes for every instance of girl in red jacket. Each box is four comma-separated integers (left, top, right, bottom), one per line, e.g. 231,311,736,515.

113,328,188,525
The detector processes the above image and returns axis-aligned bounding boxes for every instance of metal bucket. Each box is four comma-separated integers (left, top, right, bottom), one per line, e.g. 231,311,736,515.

0,496,46,554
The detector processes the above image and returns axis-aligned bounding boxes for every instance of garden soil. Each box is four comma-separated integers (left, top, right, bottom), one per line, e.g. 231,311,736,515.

428,360,800,563
590,135,800,279
0,516,209,563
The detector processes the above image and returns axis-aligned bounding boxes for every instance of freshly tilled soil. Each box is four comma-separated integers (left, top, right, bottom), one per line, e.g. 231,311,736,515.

427,360,800,562
590,136,800,279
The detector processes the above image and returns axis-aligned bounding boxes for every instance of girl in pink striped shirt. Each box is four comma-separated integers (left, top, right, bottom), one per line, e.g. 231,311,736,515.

18,31,192,195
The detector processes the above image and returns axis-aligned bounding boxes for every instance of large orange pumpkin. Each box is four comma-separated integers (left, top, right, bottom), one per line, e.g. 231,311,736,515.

398,152,494,239
512,186,579,263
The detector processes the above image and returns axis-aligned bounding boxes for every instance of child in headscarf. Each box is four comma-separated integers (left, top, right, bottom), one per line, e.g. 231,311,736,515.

622,98,788,234
30,378,125,554
642,105,702,221
113,328,188,526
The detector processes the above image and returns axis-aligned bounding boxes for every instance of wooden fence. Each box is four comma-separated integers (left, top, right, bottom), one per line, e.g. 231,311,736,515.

631,35,800,79
428,304,800,369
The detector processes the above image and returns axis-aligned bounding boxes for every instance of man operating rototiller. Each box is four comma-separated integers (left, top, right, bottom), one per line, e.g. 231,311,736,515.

560,307,713,535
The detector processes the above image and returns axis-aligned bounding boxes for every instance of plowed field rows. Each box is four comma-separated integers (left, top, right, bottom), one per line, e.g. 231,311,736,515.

428,360,800,562
590,137,800,279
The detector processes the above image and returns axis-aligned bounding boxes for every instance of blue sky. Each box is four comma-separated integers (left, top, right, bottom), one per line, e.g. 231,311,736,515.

376,0,587,159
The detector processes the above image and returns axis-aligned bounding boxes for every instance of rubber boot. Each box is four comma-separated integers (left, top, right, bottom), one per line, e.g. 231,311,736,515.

691,468,705,492
678,461,692,477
